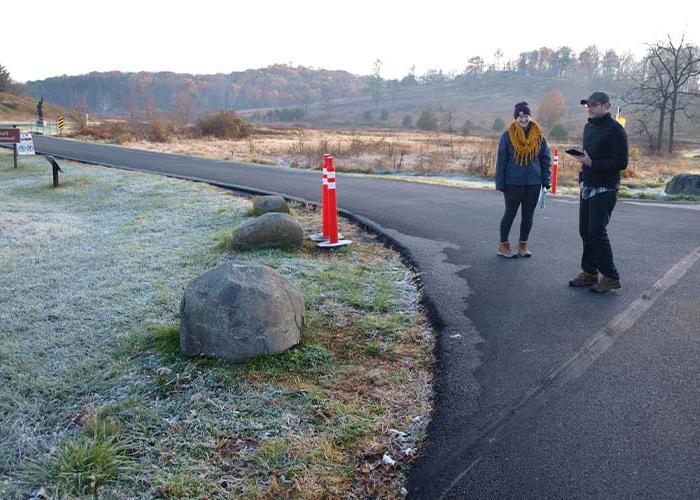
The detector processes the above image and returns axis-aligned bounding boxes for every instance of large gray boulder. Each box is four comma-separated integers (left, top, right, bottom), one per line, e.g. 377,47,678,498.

231,213,303,250
253,195,290,215
665,174,700,195
180,262,304,362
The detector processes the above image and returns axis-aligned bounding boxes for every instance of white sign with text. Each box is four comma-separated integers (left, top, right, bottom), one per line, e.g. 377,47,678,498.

17,133,35,155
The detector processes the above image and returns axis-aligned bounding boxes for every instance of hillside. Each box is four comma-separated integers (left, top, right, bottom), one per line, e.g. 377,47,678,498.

23,65,369,116
21,66,632,134
17,63,700,144
0,91,73,122
248,72,630,134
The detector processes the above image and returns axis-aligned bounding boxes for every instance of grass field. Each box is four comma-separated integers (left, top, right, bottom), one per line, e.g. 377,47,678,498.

0,150,433,498
84,125,700,199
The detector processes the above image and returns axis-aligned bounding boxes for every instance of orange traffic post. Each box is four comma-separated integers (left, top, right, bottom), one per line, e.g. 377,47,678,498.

324,154,331,237
309,155,331,242
316,157,351,248
551,148,558,195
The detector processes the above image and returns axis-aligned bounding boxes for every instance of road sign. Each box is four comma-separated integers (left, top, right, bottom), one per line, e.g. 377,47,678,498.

615,106,627,128
17,133,35,155
0,128,21,144
58,115,64,134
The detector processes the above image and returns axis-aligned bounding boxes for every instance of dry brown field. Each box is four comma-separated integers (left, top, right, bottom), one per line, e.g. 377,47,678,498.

109,126,700,195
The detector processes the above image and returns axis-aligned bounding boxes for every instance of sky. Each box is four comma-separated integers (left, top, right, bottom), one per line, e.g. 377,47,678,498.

2,0,697,82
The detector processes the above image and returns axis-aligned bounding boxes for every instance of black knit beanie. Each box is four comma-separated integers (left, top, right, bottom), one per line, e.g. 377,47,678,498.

513,101,531,118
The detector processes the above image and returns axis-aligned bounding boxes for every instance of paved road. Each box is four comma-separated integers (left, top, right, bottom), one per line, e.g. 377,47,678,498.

32,137,700,499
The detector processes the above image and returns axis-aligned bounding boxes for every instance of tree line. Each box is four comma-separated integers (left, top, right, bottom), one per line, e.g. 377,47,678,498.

3,35,698,154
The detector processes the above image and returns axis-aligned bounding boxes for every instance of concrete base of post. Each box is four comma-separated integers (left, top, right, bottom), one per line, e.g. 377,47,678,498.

308,232,344,242
315,239,352,248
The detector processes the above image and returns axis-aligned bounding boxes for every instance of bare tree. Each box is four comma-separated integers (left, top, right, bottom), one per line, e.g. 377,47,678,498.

625,51,673,153
493,49,504,71
371,59,383,107
653,34,700,153
465,56,485,76
438,104,456,158
172,91,196,126
626,34,700,154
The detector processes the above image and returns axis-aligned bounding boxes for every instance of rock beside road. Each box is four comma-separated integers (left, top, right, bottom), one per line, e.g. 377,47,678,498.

665,174,700,195
253,195,290,215
231,212,303,250
180,262,304,362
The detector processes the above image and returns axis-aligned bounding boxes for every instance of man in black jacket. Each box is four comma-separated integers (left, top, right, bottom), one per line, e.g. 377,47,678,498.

568,91,628,293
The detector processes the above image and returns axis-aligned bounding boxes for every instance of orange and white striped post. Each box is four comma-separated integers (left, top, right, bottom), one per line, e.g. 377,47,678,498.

551,148,559,195
316,156,351,248
322,154,330,238
309,154,332,242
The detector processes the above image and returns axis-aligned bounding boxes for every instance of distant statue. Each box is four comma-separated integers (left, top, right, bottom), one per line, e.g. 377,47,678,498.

37,97,44,123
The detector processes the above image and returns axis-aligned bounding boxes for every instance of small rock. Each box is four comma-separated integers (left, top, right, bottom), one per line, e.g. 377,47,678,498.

382,453,397,466
29,488,48,500
253,195,290,215
231,213,303,250
388,428,408,439
665,174,700,195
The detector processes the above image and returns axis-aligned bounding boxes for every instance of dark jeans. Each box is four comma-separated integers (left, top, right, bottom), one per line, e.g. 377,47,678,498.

579,190,619,279
500,184,540,243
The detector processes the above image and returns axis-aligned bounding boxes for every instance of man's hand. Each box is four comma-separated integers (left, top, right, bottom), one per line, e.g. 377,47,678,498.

577,150,592,168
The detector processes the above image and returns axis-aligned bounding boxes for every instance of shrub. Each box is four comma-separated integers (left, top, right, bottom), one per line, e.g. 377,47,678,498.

537,91,566,128
0,64,11,91
549,123,568,140
147,120,172,143
402,115,413,128
363,110,373,121
380,109,389,121
197,111,253,139
492,117,505,132
416,108,438,131
461,119,475,136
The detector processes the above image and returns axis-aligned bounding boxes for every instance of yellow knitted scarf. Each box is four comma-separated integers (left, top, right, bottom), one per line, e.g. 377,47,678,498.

507,120,543,166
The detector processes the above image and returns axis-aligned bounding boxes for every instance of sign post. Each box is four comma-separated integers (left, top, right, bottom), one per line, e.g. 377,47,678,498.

0,126,21,168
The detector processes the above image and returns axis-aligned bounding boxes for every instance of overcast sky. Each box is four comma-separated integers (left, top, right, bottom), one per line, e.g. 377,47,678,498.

3,0,696,82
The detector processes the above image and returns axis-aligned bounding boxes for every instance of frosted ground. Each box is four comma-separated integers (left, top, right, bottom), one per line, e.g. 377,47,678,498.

0,152,432,498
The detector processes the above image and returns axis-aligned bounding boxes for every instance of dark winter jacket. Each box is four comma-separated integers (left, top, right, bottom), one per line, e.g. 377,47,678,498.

578,113,628,188
495,125,552,190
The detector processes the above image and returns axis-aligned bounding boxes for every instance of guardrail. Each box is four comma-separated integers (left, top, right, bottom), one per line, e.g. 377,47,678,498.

0,121,67,135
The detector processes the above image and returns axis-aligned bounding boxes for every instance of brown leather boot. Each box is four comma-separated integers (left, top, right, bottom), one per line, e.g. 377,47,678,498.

591,275,622,293
517,241,532,257
497,242,516,258
568,271,598,287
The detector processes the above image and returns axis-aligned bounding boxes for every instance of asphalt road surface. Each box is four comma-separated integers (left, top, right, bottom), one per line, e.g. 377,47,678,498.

32,136,700,499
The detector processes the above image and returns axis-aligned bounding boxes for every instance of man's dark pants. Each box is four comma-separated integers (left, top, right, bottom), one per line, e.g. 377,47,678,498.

579,190,619,280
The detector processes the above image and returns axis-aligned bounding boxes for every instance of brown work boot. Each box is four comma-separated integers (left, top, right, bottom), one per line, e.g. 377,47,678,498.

591,275,622,294
568,271,598,287
497,242,516,258
517,241,532,257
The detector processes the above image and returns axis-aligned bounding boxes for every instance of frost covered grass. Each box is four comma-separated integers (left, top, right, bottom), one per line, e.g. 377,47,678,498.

0,150,433,498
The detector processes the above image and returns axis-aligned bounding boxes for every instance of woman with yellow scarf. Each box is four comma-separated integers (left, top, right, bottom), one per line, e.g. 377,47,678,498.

495,101,551,258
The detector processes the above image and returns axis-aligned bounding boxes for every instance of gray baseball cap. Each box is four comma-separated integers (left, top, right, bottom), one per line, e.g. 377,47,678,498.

580,91,610,106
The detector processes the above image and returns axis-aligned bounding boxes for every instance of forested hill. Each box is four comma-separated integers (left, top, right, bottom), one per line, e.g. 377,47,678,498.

15,42,700,148
24,65,369,116
25,44,638,120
